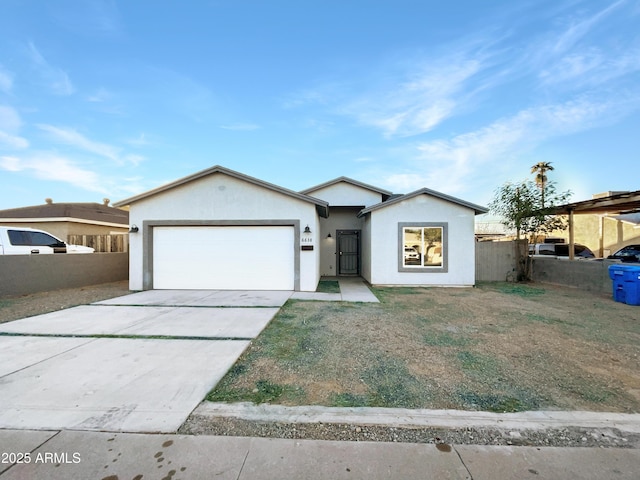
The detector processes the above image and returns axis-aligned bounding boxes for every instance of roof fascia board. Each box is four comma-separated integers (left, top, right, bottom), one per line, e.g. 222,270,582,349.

545,190,640,215
0,217,130,228
358,188,488,217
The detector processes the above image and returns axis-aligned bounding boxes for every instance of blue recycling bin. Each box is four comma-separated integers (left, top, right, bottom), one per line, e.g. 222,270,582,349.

608,264,640,306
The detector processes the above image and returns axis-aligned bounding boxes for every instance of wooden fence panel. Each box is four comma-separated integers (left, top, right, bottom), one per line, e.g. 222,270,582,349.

67,234,129,253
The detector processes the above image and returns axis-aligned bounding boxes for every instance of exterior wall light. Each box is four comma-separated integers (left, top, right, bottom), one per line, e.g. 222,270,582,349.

129,225,139,233
304,225,311,233
327,233,332,238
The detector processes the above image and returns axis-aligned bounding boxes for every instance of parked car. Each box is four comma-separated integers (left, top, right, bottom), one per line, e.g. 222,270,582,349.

528,243,595,258
404,246,420,264
0,226,94,255
608,244,640,263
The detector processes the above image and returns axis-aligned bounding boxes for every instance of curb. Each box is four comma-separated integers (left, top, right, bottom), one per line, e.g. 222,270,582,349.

193,402,640,433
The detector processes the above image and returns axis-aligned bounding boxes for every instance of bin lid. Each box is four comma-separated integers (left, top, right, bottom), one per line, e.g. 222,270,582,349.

608,264,640,272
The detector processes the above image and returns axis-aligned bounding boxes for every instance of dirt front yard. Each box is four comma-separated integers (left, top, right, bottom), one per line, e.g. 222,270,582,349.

0,280,131,324
209,282,640,413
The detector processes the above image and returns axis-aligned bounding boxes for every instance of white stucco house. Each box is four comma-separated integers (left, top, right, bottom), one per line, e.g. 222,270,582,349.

114,165,487,291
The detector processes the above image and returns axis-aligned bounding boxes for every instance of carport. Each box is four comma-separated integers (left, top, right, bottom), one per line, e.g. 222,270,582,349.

545,190,640,259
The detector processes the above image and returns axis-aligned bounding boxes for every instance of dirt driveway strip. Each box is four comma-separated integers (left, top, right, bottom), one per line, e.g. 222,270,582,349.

0,289,291,433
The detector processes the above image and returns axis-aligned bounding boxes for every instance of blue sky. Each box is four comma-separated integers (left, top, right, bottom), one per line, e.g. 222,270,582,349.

1,1,639,214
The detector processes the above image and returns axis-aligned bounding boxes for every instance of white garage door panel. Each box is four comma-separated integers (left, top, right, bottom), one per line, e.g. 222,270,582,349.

153,226,294,290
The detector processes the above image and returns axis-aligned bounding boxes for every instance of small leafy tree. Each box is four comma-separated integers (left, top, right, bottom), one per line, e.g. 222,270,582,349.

489,179,571,280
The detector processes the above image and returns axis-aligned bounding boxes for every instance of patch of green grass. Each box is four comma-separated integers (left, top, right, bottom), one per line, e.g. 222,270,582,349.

456,390,539,413
330,392,371,407
497,284,546,297
523,312,572,326
360,357,429,408
252,302,327,368
207,379,305,404
316,280,340,294
457,351,501,376
423,331,474,347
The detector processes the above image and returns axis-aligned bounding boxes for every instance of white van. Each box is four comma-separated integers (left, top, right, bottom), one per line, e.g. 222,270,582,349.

0,226,95,255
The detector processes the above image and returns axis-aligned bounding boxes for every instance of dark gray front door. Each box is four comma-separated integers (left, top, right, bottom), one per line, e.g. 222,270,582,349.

337,230,360,275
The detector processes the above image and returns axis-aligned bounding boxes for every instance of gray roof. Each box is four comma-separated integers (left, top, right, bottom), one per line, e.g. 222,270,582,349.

358,187,488,217
114,165,330,217
0,202,129,225
300,176,392,200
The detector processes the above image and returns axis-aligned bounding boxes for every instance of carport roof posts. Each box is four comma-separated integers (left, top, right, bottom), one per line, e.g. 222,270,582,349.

545,190,640,215
113,165,329,217
536,190,640,260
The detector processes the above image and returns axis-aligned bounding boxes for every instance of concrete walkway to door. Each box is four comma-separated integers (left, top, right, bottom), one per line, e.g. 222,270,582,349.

290,277,379,303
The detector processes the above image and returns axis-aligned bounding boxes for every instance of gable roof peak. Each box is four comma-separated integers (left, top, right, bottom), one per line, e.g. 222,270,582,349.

113,164,329,217
300,176,392,197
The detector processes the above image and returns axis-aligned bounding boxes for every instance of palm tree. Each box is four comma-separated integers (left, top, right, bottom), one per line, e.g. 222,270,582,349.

531,161,554,207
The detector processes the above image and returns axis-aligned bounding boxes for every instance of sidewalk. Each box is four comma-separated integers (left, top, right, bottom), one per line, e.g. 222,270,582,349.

1,428,639,479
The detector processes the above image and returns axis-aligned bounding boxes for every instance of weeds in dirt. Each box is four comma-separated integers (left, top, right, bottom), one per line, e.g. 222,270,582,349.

456,391,539,413
206,283,640,413
207,378,305,404
423,331,474,347
497,284,546,297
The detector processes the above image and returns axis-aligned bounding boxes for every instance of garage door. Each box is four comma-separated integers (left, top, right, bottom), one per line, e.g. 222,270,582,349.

153,226,295,290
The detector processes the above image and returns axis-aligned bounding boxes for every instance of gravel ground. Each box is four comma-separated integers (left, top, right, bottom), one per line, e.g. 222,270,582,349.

179,415,640,449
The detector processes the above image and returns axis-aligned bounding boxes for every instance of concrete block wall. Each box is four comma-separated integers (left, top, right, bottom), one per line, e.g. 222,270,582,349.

0,253,129,297
532,257,618,295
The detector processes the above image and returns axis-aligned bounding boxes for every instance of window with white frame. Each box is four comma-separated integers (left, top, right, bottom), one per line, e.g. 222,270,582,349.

399,223,447,271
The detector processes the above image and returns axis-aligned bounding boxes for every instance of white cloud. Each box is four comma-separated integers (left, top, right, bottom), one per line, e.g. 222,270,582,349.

37,124,121,163
551,0,625,55
382,96,626,194
0,131,29,149
0,154,107,193
344,58,484,138
125,133,150,147
219,123,261,131
124,154,145,166
0,106,28,149
0,66,13,93
27,42,75,96
87,87,111,102
0,105,22,131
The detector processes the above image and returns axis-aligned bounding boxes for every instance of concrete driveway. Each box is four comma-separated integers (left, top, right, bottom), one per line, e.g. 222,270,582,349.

0,290,290,433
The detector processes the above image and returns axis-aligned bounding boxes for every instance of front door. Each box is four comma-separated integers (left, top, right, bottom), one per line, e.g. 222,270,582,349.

337,230,360,275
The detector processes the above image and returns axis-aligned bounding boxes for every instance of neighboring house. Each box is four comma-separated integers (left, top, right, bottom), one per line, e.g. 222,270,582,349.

0,199,129,240
114,165,487,292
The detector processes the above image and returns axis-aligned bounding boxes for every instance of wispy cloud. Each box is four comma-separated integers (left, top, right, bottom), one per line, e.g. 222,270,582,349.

344,57,486,138
125,133,150,147
551,0,625,55
381,95,631,195
0,106,28,149
87,87,111,103
27,42,75,96
536,1,640,87
0,132,29,149
0,154,107,193
0,66,13,94
37,124,121,163
219,123,261,131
